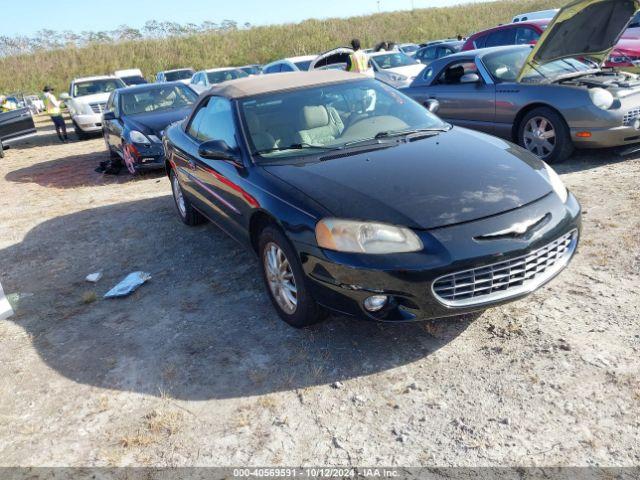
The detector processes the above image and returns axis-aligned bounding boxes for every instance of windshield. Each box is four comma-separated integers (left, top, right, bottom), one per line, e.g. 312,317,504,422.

164,69,195,81
121,76,147,85
120,85,198,115
371,52,419,69
207,69,248,84
401,45,419,54
482,48,595,83
241,66,261,75
294,60,313,71
240,79,447,162
73,79,124,97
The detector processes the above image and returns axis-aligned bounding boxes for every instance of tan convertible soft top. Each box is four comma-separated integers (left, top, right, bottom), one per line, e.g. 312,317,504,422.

208,70,366,99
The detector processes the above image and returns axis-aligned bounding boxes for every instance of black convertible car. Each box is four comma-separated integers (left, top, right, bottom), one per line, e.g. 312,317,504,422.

164,71,581,328
102,82,198,174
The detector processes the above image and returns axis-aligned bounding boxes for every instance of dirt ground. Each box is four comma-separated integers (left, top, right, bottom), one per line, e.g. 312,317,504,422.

0,116,639,467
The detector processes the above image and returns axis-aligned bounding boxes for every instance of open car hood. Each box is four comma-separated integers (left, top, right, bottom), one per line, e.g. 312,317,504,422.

518,0,640,81
310,48,354,70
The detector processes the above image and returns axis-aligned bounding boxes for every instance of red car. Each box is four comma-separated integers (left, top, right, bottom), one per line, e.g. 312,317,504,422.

463,18,640,71
461,20,548,51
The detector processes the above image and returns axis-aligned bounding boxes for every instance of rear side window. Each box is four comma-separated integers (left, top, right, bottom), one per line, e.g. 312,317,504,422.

485,27,517,47
188,96,238,148
473,34,488,49
264,64,281,74
515,27,540,44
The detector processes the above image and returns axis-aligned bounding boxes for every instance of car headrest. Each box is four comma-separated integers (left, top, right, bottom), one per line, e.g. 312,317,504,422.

445,65,465,83
301,106,329,129
245,111,260,132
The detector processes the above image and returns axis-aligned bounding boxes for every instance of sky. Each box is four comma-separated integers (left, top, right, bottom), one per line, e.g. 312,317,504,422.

3,0,488,37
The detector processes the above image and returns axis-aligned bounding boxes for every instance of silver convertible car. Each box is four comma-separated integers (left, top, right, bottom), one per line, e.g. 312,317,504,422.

403,0,640,163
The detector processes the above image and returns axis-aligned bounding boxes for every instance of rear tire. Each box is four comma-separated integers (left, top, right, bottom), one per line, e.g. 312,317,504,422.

517,107,574,164
258,225,326,328
170,169,204,226
0,142,4,158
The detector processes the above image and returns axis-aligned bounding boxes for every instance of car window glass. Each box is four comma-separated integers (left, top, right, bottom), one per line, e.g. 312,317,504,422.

113,94,120,117
106,93,114,111
192,97,238,147
473,34,487,49
515,27,540,45
485,27,517,47
280,63,294,72
435,61,478,85
240,79,446,161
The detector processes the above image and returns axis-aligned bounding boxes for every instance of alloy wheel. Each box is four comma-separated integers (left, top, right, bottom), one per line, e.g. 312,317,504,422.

172,174,187,218
263,242,298,314
523,116,556,159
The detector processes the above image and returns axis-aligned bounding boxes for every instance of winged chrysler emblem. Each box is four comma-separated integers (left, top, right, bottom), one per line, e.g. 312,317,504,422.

476,214,551,240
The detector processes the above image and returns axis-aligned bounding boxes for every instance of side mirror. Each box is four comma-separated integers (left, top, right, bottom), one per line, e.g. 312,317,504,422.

198,139,237,161
460,73,480,84
424,99,440,114
59,93,70,101
103,111,116,121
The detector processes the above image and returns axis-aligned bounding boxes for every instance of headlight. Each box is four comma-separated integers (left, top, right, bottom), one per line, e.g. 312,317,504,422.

315,219,423,254
129,130,150,144
389,74,408,84
589,88,614,110
540,162,568,203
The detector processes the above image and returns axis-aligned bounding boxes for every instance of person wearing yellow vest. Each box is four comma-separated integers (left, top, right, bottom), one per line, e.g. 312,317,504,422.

346,39,372,74
43,85,68,142
0,95,17,112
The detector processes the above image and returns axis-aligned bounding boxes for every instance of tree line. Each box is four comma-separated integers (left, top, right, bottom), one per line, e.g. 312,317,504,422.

0,20,251,57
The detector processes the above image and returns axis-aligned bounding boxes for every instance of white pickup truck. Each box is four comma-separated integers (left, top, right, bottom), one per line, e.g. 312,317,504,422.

61,75,125,139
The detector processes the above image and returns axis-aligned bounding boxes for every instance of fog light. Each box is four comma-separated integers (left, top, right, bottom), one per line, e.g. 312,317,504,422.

364,295,388,312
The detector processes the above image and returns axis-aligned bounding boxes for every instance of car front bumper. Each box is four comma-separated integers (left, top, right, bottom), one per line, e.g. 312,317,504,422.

73,114,103,133
297,192,581,322
571,124,640,148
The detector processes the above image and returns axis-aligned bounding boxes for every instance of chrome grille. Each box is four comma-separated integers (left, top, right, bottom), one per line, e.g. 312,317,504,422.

90,102,106,114
623,107,640,126
432,230,578,307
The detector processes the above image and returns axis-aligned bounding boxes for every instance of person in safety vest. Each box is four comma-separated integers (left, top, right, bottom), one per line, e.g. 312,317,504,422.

0,95,17,112
43,85,68,143
346,39,372,75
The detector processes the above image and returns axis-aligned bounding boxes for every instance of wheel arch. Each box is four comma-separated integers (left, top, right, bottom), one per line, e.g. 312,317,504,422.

249,210,281,255
511,102,569,142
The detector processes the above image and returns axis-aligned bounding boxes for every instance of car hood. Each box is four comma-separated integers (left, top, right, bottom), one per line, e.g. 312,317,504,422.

379,64,425,78
263,128,553,230
126,107,192,136
518,0,640,81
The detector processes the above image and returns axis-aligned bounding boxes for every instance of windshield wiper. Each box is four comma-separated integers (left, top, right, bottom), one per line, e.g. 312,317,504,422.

252,143,340,155
373,126,451,140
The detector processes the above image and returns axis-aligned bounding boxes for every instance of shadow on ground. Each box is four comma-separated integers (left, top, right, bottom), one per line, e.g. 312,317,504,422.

0,196,477,400
5,150,163,189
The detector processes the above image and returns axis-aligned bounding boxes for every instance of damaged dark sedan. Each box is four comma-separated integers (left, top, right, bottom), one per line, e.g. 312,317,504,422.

102,82,198,174
164,70,581,328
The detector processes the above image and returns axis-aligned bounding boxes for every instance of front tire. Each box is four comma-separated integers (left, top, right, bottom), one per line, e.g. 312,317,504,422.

518,107,574,164
170,169,204,226
258,225,326,328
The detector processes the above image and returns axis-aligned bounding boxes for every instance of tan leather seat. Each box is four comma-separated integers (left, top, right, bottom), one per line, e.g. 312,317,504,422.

245,112,277,152
297,105,344,145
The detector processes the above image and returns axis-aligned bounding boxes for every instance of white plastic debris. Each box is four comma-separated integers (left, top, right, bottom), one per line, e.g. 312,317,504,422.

104,272,151,298
85,272,103,283
0,281,14,320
